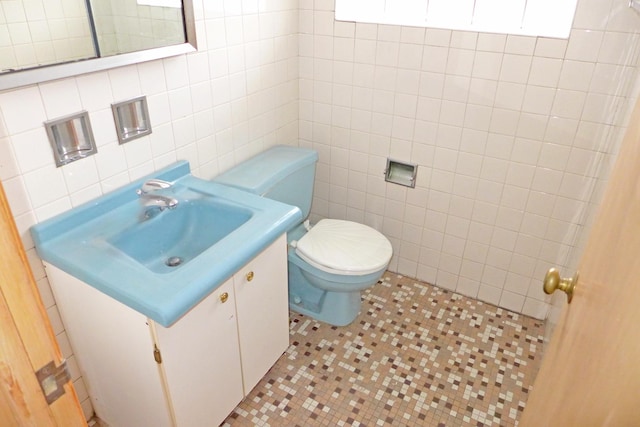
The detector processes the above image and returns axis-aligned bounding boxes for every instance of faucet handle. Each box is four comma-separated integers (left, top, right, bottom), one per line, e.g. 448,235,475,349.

137,179,173,195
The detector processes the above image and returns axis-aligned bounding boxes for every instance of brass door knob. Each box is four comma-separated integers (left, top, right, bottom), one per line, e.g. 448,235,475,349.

220,292,229,303
543,268,578,303
246,271,254,282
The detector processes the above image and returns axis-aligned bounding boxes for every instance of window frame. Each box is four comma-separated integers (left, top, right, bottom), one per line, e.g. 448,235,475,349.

335,0,579,39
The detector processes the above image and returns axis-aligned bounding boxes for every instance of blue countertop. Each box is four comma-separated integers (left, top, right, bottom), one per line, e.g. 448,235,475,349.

31,161,302,327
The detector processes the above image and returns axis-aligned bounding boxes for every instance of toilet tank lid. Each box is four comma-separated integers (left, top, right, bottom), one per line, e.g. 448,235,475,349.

214,145,318,195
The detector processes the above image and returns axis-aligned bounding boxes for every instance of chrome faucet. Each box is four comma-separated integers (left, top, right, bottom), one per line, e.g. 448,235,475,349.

137,179,179,212
138,178,173,194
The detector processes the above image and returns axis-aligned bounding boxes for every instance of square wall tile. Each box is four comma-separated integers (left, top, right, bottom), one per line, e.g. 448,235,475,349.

565,29,603,62
0,87,47,134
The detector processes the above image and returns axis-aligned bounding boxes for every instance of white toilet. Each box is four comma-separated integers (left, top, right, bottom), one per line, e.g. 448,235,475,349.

214,145,392,326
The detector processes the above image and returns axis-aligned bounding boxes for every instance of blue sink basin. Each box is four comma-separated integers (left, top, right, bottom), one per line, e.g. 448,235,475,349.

108,198,253,274
31,161,302,327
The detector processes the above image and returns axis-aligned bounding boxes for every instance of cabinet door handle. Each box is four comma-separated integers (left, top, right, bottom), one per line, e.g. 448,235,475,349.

246,271,254,282
220,292,229,303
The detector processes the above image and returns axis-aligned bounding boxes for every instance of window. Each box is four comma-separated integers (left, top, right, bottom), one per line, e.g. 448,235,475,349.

335,0,578,39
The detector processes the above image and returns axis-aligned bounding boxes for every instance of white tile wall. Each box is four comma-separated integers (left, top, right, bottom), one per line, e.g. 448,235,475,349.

300,0,640,320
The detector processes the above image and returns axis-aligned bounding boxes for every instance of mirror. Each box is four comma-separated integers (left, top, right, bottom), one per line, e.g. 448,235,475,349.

2,0,94,73
0,0,195,90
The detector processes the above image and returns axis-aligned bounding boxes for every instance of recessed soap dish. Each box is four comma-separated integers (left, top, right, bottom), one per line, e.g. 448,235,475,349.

45,111,97,167
111,96,152,144
384,159,418,188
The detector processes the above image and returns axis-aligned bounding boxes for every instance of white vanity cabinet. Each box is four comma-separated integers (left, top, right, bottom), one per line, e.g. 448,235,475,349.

45,235,289,427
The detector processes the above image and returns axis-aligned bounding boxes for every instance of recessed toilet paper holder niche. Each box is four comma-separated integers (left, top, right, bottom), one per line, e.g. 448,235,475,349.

384,159,417,188
111,96,152,144
45,111,97,167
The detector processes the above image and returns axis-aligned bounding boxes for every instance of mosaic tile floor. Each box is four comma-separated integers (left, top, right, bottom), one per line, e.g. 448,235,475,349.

222,272,544,427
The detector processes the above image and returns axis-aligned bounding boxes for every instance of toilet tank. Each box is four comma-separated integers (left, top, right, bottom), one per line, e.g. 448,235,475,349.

213,145,318,220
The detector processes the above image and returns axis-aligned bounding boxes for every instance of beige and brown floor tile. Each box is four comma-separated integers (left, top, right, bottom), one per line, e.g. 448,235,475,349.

222,272,544,426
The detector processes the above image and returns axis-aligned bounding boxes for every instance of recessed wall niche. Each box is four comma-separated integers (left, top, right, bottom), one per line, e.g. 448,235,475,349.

111,96,152,144
45,111,97,167
385,159,418,188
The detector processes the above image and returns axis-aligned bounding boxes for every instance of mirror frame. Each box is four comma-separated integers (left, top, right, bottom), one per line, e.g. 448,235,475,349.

0,1,196,91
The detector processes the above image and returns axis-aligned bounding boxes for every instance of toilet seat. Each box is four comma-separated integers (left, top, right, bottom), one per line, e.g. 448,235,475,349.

295,219,392,276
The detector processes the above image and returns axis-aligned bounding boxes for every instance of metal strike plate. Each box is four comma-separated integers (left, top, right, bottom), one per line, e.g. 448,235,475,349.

35,359,71,405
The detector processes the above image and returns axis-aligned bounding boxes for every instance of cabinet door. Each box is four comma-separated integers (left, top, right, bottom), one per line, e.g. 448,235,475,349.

234,235,289,394
45,264,173,427
154,278,244,427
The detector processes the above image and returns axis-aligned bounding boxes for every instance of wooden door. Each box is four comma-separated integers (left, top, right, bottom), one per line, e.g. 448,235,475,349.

519,99,640,424
0,181,86,426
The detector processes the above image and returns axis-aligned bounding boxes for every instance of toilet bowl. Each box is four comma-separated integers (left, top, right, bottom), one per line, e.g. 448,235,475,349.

287,218,392,325
213,145,393,326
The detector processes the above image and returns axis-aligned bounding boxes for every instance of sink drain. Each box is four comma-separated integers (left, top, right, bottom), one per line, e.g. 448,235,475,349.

165,256,183,267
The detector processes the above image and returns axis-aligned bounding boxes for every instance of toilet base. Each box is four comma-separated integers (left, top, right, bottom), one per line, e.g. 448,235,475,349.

287,248,385,326
289,291,361,327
